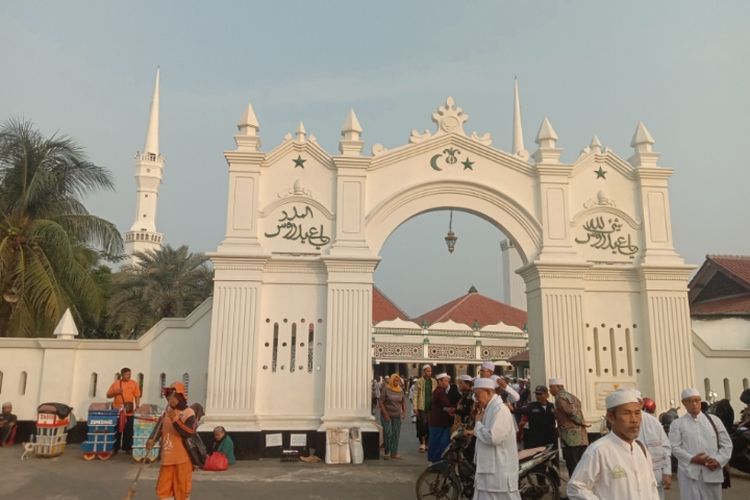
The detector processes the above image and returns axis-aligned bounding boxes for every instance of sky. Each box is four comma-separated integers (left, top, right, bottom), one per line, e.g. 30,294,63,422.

1,1,748,317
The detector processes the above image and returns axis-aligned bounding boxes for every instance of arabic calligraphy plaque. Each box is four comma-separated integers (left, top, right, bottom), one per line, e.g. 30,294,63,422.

263,204,332,251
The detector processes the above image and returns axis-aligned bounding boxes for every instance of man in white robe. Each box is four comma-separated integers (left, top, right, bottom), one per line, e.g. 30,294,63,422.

638,398,672,500
468,377,520,500
568,389,659,499
669,388,732,500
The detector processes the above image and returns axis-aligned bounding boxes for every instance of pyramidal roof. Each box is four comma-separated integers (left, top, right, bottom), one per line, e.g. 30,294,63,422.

412,287,527,330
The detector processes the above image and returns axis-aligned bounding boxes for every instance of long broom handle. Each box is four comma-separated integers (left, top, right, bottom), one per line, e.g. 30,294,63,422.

124,409,167,500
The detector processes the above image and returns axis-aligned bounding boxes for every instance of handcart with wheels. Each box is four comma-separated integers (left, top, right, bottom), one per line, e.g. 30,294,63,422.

32,402,73,458
132,404,161,463
81,403,118,461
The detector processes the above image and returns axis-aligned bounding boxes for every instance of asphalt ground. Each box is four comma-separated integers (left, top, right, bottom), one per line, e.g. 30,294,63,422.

1,416,749,499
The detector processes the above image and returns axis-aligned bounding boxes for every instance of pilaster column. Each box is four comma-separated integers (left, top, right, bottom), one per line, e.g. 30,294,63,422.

204,256,267,428
320,257,379,429
520,262,592,412
219,151,264,253
329,156,371,256
638,266,696,409
635,167,683,265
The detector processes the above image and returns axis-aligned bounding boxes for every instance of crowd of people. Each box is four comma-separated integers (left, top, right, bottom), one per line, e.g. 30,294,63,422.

373,362,742,500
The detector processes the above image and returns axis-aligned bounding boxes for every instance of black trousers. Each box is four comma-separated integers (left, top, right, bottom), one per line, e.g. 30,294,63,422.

416,410,430,442
562,445,587,476
114,415,135,452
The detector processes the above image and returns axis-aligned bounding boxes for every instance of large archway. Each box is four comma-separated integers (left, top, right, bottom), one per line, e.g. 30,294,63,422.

203,97,694,435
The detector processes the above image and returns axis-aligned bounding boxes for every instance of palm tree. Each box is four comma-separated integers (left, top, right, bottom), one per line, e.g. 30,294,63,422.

107,245,213,338
0,119,123,337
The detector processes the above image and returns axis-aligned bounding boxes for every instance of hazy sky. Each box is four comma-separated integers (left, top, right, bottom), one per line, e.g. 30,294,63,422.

2,1,748,316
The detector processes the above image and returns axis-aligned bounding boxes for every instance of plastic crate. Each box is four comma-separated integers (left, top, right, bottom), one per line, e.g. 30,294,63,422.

34,422,68,457
81,433,116,453
87,410,120,427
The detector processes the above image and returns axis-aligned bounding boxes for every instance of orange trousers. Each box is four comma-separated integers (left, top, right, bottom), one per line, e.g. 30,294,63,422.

156,461,193,500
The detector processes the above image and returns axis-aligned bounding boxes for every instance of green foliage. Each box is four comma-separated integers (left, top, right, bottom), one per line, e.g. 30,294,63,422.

0,119,124,337
107,245,213,338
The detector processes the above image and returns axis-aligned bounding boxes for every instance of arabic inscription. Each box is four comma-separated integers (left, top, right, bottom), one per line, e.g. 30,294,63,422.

575,216,639,258
264,205,331,250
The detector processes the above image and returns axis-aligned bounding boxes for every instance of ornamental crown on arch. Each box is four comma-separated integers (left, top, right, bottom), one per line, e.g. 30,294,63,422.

409,96,492,146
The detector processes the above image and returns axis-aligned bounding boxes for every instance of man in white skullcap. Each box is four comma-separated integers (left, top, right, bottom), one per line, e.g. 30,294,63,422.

669,388,732,500
413,364,437,452
549,377,589,475
568,389,659,499
427,373,456,462
637,394,672,500
467,377,520,500
479,361,495,378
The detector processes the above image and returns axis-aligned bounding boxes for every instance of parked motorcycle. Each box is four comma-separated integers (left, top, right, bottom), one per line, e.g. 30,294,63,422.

415,427,561,500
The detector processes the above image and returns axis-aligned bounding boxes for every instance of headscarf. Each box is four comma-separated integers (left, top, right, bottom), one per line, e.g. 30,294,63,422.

387,373,402,393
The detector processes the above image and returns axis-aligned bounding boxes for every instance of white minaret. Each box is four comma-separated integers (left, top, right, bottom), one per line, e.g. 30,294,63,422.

124,68,164,260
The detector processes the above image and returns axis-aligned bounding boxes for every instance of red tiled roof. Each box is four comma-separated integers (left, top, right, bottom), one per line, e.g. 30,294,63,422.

372,286,408,323
507,350,529,363
708,255,750,288
691,294,750,316
412,289,527,330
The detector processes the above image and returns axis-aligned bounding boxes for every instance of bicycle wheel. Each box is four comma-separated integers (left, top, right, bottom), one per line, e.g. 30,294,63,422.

415,468,460,500
519,471,560,500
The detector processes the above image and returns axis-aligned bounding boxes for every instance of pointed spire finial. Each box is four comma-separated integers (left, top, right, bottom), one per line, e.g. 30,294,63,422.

590,135,602,153
630,121,655,153
53,308,79,340
535,117,558,148
237,102,260,136
512,77,526,156
341,109,362,140
296,122,307,142
143,67,160,156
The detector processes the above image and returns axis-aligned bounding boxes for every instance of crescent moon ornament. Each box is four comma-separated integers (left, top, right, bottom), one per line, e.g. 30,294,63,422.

430,154,443,171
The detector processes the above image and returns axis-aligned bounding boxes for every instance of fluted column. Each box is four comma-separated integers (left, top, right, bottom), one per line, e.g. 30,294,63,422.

204,256,267,428
521,263,591,412
320,257,379,430
639,267,695,409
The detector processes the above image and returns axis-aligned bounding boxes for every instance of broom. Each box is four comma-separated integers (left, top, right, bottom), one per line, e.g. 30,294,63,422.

124,410,165,500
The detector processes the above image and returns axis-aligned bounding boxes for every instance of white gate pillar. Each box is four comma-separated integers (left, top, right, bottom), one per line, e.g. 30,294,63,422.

638,267,696,408
521,263,593,414
320,257,379,430
204,256,267,429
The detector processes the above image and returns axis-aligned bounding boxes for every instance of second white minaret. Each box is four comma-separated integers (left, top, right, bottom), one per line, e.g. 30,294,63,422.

124,68,164,259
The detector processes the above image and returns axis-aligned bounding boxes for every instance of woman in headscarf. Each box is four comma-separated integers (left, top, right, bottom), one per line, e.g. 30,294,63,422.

210,426,236,465
378,373,407,459
147,382,196,500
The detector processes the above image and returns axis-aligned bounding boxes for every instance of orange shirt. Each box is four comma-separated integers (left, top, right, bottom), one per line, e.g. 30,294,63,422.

160,407,195,466
106,379,141,415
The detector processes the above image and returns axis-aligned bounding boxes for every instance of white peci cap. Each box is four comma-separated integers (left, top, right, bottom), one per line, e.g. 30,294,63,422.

422,364,432,371
457,374,473,382
473,378,496,391
605,389,640,409
681,388,701,400
480,361,495,371
548,377,564,386
436,373,451,381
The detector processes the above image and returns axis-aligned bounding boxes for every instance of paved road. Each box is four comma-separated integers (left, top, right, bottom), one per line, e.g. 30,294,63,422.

2,418,748,499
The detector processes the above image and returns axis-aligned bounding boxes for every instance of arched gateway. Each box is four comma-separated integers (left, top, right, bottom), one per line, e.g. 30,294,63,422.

203,95,694,438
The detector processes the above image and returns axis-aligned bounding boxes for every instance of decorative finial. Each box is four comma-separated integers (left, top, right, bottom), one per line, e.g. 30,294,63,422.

53,308,79,340
237,102,260,136
535,117,558,148
432,96,468,134
512,77,527,157
590,135,602,153
296,122,307,142
630,121,655,153
143,67,160,156
339,109,364,156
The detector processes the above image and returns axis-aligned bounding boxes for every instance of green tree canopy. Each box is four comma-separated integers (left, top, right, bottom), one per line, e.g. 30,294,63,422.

0,119,123,337
107,245,213,338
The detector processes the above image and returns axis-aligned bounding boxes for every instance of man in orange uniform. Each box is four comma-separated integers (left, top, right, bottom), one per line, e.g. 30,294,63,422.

107,367,141,453
147,382,196,500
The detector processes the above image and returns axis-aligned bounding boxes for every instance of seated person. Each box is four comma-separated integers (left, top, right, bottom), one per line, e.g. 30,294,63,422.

211,426,235,465
0,402,18,446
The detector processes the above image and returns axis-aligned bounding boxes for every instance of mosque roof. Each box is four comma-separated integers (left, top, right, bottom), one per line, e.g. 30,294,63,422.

372,286,408,323
689,255,750,316
411,286,527,330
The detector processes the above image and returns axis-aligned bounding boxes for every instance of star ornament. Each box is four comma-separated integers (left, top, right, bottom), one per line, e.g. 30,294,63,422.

462,158,474,170
293,155,306,168
595,166,607,179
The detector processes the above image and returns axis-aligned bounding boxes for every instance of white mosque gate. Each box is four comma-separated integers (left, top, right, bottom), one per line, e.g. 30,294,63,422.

203,91,695,435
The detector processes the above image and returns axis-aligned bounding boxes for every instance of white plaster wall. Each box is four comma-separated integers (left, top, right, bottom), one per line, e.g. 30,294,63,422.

693,317,750,350
0,300,211,421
